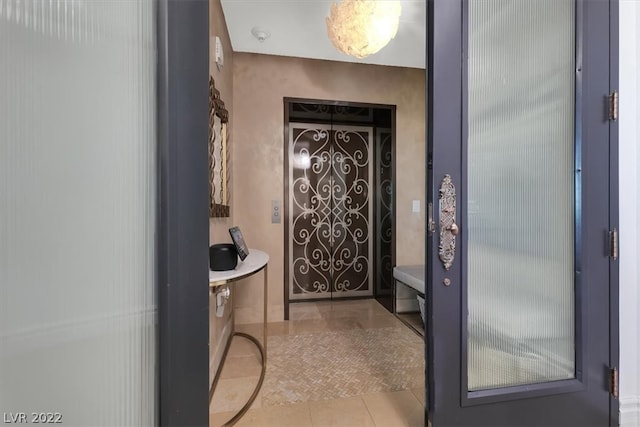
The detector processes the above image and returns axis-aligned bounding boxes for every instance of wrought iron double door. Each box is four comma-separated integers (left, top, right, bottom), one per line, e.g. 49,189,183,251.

287,123,373,300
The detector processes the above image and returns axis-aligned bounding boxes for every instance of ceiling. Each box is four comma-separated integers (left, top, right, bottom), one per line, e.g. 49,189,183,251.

219,0,426,69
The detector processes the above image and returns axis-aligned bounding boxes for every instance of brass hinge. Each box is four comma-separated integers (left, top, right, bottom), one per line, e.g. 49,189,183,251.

609,91,619,121
609,228,618,260
609,367,619,399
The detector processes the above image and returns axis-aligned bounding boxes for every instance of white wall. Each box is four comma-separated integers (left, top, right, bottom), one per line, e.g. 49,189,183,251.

619,1,640,425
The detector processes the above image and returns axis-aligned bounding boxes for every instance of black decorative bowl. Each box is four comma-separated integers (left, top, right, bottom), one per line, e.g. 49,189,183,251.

209,243,238,271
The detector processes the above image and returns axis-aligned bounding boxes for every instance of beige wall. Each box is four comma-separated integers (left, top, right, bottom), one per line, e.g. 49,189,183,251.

232,53,426,323
209,0,234,386
209,0,234,246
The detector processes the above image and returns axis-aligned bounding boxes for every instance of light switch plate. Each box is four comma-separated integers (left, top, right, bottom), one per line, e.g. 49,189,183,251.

412,199,421,213
272,200,281,223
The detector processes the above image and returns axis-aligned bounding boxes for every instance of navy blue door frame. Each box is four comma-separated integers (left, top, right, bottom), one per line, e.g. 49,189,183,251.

157,0,210,426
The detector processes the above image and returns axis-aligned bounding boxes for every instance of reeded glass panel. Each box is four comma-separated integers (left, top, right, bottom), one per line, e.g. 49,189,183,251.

0,0,157,424
467,0,576,391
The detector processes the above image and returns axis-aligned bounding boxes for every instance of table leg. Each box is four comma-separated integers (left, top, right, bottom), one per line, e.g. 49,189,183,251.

220,266,269,427
263,265,268,353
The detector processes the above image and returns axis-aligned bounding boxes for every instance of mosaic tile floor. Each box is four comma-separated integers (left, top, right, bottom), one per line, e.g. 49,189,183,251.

262,326,424,405
210,299,426,427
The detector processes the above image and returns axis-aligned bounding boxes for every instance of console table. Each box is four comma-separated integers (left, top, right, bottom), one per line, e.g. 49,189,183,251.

209,249,269,427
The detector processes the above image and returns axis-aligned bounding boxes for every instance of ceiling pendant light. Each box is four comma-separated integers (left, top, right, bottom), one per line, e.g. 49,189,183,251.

326,0,402,59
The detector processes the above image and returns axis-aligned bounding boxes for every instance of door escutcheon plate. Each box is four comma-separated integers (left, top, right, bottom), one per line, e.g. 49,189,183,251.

439,174,457,270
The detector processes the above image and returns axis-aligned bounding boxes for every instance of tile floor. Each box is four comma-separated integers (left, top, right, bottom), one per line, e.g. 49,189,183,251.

210,299,426,427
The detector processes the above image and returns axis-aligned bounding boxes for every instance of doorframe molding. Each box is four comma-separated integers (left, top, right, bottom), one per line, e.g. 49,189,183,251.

608,0,620,426
282,98,397,319
620,396,640,426
157,0,210,425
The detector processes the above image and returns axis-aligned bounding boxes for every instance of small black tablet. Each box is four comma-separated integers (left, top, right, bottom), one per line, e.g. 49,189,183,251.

228,226,250,261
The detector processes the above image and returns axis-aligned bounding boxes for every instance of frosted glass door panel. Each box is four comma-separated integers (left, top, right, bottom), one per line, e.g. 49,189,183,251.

467,0,576,391
0,1,157,425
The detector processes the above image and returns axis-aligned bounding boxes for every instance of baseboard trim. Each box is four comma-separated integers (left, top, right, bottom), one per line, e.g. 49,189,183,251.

620,396,640,427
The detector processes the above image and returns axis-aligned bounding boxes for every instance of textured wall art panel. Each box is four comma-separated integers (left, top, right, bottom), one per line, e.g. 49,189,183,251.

288,123,373,300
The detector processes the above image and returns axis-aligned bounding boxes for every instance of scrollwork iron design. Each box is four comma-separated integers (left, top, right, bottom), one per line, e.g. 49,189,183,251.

288,124,373,299
376,129,393,293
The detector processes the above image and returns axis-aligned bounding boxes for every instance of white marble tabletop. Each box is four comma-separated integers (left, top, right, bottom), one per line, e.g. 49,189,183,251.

209,249,269,287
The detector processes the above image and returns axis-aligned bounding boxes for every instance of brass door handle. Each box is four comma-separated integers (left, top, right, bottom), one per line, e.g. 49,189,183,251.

448,223,459,236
